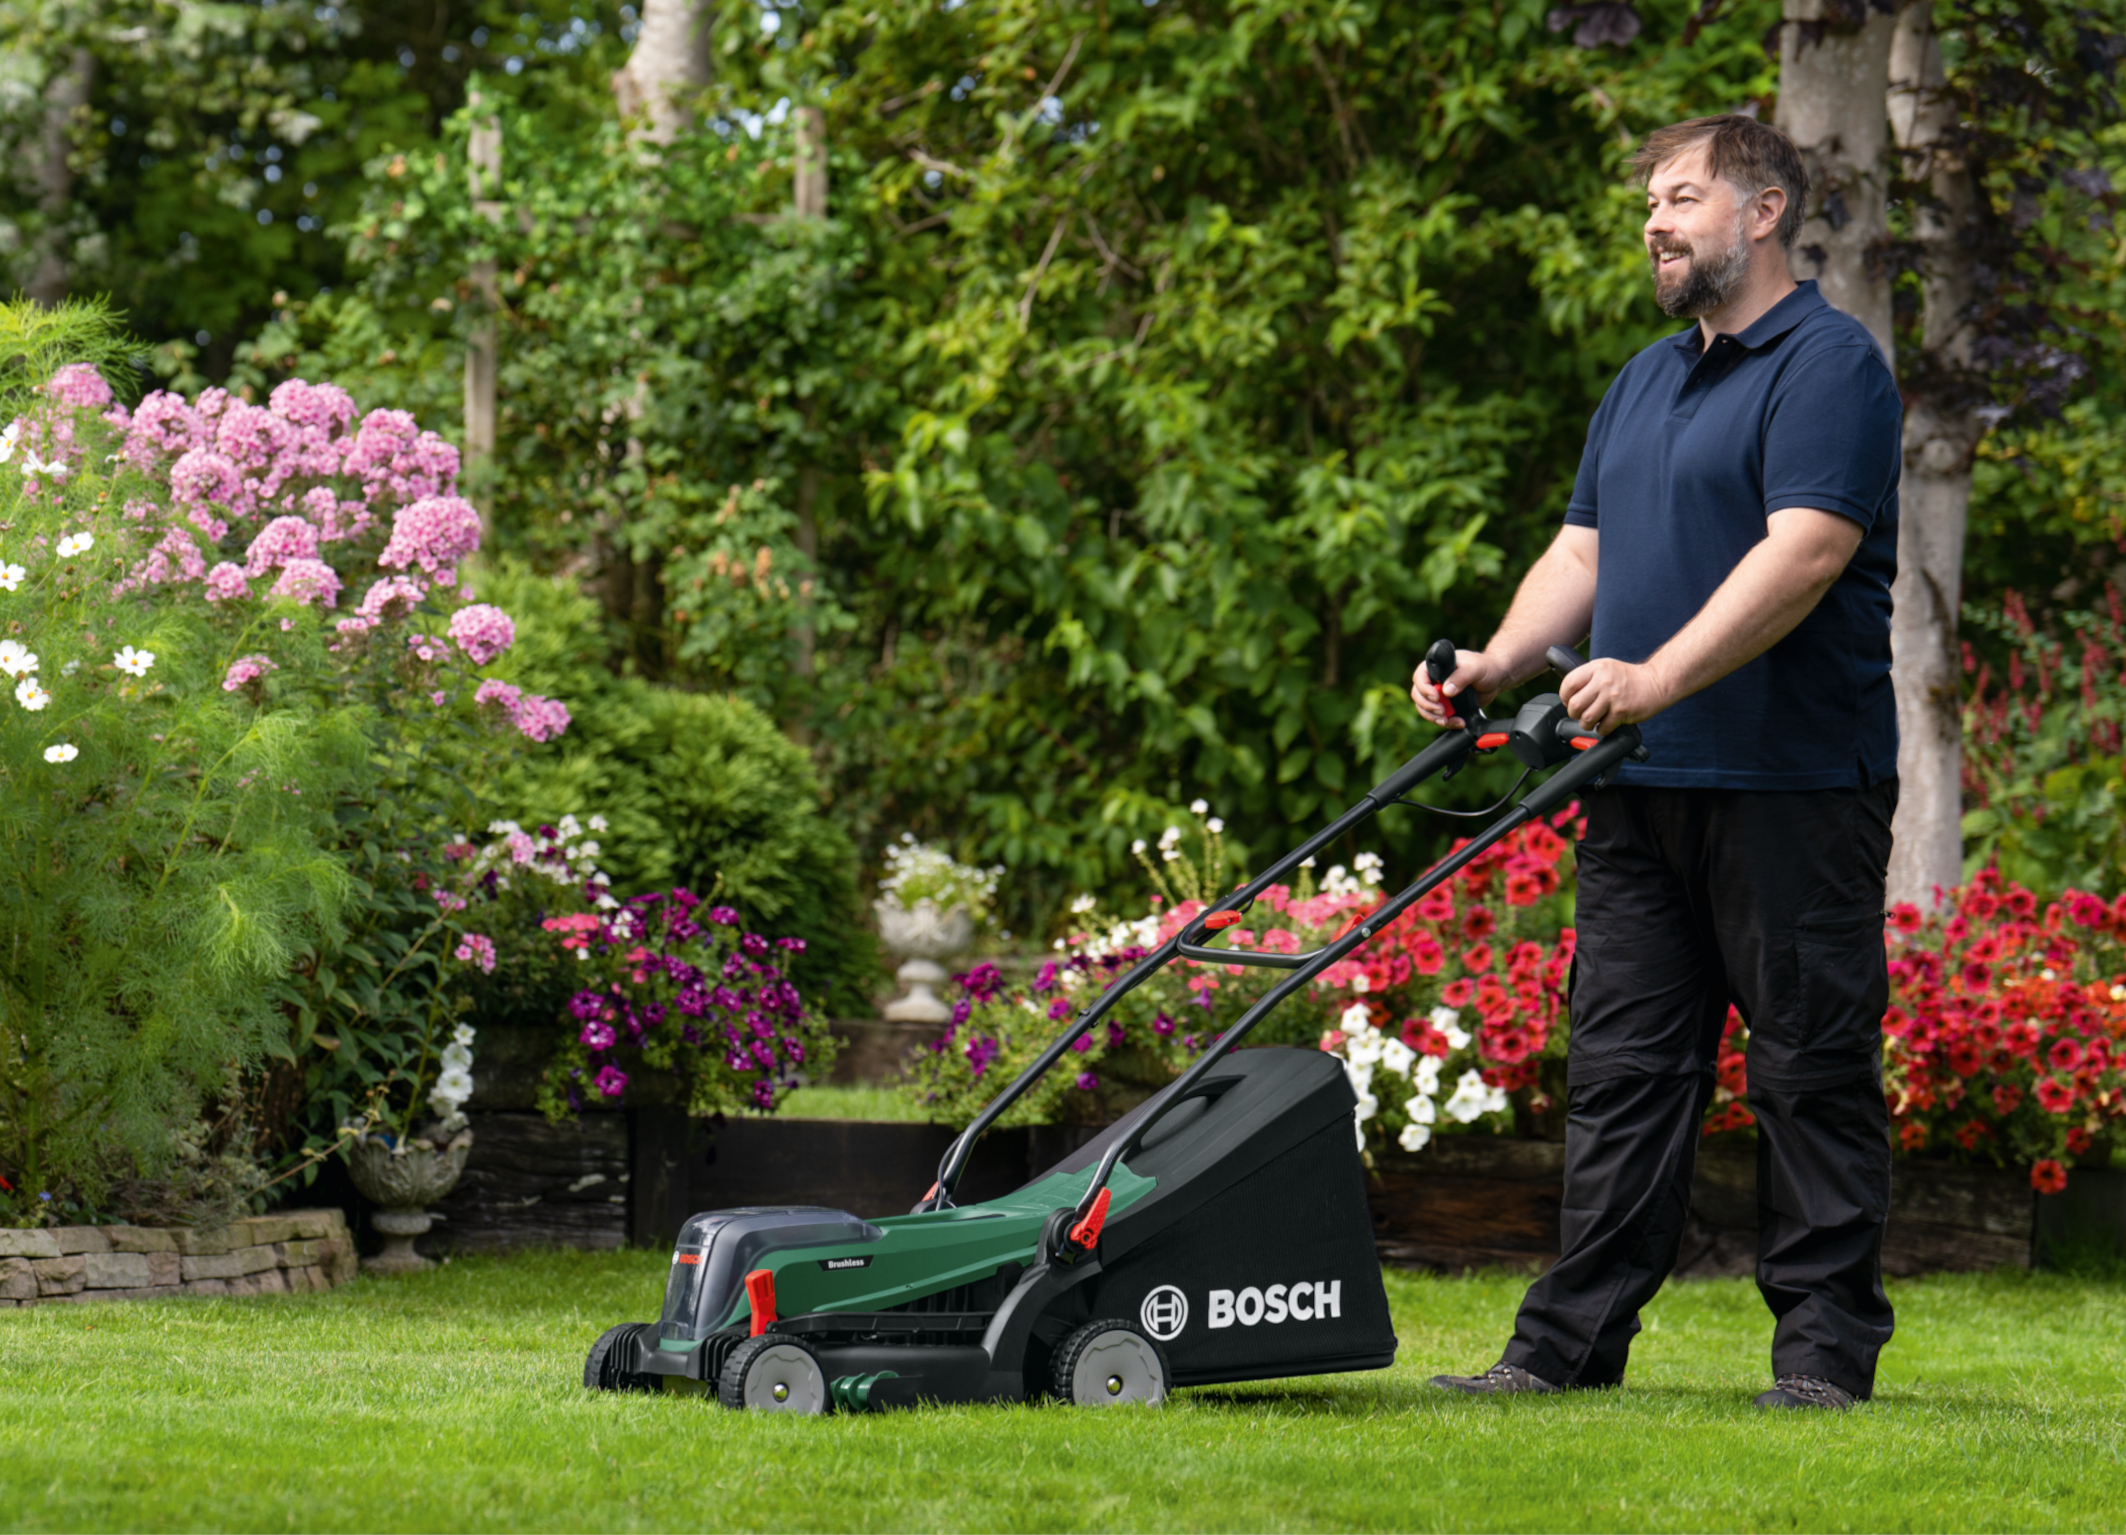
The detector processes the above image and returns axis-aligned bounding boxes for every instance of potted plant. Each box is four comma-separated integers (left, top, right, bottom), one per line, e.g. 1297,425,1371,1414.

873,836,1003,1023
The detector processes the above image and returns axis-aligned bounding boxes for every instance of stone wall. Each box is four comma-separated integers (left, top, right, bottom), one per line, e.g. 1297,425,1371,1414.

0,1209,355,1309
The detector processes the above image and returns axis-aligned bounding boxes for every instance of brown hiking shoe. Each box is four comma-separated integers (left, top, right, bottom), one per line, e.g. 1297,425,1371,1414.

1753,1374,1855,1410
1428,1361,1560,1395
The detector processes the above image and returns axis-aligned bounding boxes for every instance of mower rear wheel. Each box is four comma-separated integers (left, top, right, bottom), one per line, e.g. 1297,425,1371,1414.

584,1322,657,1393
1052,1319,1169,1407
720,1335,831,1414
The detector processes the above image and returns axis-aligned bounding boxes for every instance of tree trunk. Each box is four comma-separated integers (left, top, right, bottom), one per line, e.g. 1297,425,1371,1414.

1775,0,1898,364
611,0,715,143
1885,0,1982,908
25,48,93,307
463,100,503,481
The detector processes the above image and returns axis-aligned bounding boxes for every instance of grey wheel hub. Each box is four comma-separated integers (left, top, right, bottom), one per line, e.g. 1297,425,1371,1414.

741,1343,828,1414
1070,1330,1166,1406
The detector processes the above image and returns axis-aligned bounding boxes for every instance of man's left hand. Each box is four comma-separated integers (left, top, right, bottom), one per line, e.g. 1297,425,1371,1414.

1559,658,1671,735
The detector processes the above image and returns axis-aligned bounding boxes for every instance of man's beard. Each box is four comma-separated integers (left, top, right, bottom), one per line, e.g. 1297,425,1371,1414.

1650,213,1751,318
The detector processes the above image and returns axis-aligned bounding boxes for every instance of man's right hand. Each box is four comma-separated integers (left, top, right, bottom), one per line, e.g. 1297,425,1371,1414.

1410,649,1510,728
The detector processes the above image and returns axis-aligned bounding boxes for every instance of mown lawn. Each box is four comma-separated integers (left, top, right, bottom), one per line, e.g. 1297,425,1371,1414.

4,1250,2123,1532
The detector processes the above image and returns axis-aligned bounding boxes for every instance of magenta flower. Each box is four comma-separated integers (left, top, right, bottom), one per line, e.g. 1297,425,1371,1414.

580,1019,617,1051
1075,1072,1099,1092
593,1064,629,1098
511,693,571,743
221,654,277,696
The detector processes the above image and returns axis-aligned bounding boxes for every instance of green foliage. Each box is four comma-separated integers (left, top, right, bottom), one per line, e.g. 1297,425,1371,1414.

475,559,875,1015
0,306,364,1217
1961,590,2126,896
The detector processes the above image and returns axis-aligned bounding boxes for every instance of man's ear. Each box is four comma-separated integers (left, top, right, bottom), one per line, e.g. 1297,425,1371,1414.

1753,185,1787,245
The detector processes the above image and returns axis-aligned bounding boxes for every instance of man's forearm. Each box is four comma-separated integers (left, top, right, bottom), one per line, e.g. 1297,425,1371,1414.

1486,532,1597,687
1643,511,1858,705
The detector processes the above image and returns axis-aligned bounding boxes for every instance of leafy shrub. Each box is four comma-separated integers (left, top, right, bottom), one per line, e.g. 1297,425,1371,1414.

473,560,874,1016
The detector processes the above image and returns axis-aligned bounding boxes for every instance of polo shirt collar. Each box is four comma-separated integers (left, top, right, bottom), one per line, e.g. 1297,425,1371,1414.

1669,279,1828,356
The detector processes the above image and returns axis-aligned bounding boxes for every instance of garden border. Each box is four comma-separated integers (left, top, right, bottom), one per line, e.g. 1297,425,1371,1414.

0,1210,356,1308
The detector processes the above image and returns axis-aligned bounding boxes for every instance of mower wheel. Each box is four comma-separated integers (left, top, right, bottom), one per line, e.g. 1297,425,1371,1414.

720,1335,831,1414
1052,1319,1169,1407
584,1323,657,1393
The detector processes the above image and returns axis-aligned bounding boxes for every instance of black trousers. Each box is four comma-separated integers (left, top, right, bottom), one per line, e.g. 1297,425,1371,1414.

1500,781,1898,1399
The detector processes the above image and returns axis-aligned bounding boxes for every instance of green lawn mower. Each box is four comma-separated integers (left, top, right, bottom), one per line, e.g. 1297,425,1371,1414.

584,642,1644,1413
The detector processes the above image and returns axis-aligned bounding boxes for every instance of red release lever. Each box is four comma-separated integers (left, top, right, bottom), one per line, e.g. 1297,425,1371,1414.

1474,732,1509,750
1570,736,1599,750
1203,910,1242,930
1067,1188,1111,1251
744,1267,777,1336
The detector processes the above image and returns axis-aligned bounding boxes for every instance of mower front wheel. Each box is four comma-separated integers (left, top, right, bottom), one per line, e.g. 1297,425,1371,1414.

1052,1319,1170,1407
584,1323,657,1393
720,1335,831,1414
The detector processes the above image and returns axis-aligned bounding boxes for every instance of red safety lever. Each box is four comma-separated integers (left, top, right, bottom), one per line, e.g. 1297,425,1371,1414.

1203,910,1242,930
744,1267,777,1336
1067,1187,1111,1251
1474,732,1509,750
1569,736,1599,751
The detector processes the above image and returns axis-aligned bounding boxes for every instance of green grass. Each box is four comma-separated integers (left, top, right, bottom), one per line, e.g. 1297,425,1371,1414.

777,1084,933,1122
5,1254,2125,1532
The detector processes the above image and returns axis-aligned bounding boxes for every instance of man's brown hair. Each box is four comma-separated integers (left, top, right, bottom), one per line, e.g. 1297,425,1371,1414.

1629,115,1810,250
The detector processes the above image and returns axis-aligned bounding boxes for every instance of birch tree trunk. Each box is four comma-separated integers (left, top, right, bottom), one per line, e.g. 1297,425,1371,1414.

1775,0,1899,363
1885,0,1982,908
25,48,93,307
611,0,715,143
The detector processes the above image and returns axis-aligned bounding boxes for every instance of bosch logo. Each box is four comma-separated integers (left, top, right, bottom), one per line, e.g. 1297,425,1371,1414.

1207,1280,1342,1329
1139,1285,1189,1341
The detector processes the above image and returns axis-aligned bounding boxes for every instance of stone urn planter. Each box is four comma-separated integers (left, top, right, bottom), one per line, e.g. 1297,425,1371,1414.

875,898,976,1024
345,1129,473,1275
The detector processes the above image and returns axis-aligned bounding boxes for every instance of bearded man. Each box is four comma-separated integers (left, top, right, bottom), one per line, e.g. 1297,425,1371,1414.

1412,115,1902,1411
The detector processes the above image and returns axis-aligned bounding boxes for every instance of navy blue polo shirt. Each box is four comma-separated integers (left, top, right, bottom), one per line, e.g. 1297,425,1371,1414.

1565,280,1901,790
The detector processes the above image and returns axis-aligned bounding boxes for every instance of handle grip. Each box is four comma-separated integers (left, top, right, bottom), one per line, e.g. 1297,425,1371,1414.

1425,637,1480,722
1546,644,1587,676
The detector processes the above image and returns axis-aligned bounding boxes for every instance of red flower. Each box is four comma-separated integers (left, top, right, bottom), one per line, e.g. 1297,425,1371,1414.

1462,906,1497,940
2005,888,2038,918
2036,1077,2077,1114
1961,960,1993,992
1947,1040,1984,1077
2066,1126,2095,1157
1485,1026,1533,1064
1415,887,1454,923
2049,1037,2084,1073
1889,902,1923,933
1964,890,2001,921
1899,1121,1929,1150
1462,943,1495,973
1955,1119,1993,1151
1992,1084,2023,1116
1441,977,1475,1007
1504,872,1544,907
1409,935,1445,976
2031,1159,2069,1195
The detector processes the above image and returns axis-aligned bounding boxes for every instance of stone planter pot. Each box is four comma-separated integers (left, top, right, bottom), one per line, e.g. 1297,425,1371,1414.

874,899,976,1024
345,1131,472,1275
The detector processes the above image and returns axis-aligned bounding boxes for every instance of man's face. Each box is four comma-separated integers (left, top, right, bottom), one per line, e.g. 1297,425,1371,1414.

1643,145,1753,319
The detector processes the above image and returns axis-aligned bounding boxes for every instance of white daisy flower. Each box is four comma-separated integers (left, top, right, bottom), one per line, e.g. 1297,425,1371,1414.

55,532,92,557
43,742,76,763
16,677,50,711
24,452,68,480
0,421,19,463
0,640,38,677
0,562,22,591
113,646,154,677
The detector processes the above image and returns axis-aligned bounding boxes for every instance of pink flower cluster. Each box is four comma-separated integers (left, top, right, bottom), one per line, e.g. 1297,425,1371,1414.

447,603,515,666
379,497,482,583
454,933,498,974
475,679,571,743
222,654,277,696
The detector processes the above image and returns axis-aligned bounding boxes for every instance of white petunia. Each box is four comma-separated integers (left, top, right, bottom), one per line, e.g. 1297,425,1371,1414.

588,813,608,831
1443,1069,1495,1124
1414,1055,1443,1096
1343,1059,1374,1099
55,531,91,557
1397,1121,1433,1152
112,645,154,677
43,742,77,763
452,1023,477,1048
1069,892,1097,915
1353,1091,1378,1123
16,677,50,711
0,640,36,676
1339,1001,1374,1033
1429,1004,1472,1051
0,561,23,591
1404,1091,1438,1125
1190,798,1209,815
1380,1037,1417,1077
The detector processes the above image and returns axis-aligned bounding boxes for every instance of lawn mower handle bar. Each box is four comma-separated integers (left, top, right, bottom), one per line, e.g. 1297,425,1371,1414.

1060,718,1642,1231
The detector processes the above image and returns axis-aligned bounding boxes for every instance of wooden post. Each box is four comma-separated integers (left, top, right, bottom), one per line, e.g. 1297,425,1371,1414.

790,106,827,716
465,99,504,479
793,105,828,219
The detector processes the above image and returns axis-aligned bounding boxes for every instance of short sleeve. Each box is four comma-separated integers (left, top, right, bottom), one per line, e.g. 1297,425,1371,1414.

1563,385,1616,529
1762,341,1903,529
